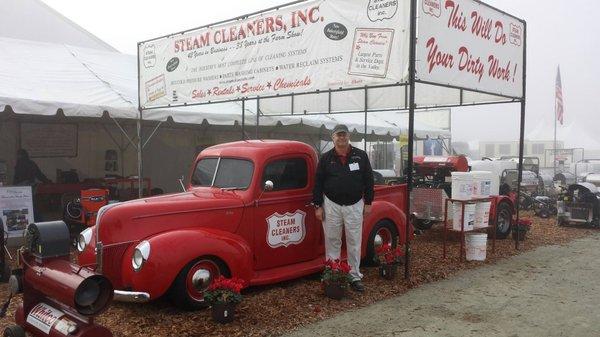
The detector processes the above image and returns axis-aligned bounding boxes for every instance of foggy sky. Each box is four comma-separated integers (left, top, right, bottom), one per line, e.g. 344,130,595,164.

41,0,600,149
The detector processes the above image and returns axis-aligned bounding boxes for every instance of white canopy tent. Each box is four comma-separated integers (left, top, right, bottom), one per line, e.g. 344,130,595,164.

0,36,448,138
0,37,449,192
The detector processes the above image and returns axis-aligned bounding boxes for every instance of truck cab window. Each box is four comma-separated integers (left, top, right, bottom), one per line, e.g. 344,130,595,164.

191,158,218,186
213,159,254,189
262,158,307,191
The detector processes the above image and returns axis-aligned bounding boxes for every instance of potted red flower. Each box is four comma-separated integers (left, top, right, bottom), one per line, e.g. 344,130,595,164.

375,244,403,280
512,218,532,241
321,259,352,300
204,276,245,324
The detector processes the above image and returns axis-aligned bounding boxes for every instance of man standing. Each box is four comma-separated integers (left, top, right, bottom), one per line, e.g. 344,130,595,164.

312,124,374,292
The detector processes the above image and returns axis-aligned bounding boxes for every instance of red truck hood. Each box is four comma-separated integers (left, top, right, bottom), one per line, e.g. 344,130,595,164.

95,188,246,244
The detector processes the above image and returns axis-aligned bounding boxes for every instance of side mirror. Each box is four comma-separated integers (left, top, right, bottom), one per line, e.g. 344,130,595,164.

256,180,273,207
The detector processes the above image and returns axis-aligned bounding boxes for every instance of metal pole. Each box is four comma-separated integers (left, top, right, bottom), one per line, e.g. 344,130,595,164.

136,43,144,198
256,97,260,139
364,87,368,152
405,0,417,280
448,109,452,155
241,98,246,140
515,21,527,249
137,109,143,198
553,66,557,177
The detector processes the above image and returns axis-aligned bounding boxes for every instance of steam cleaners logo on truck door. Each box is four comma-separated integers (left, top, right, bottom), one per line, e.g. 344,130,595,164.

266,210,306,248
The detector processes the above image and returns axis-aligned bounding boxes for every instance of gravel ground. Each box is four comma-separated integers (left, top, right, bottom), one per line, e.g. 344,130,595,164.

283,232,600,337
0,213,596,336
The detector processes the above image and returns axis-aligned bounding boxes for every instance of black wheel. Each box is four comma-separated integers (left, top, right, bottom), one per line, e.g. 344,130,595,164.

365,220,399,266
170,257,229,310
0,263,11,283
537,208,550,218
414,219,434,230
4,325,25,337
494,202,512,239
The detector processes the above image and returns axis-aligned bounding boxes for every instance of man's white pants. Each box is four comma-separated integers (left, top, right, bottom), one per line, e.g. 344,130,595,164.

323,196,364,281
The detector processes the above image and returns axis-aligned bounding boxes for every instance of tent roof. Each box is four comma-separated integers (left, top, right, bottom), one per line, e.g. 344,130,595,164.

0,37,449,139
0,0,117,52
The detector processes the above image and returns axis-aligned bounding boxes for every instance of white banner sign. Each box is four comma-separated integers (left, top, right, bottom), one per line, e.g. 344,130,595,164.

139,0,410,108
416,0,524,98
0,186,34,238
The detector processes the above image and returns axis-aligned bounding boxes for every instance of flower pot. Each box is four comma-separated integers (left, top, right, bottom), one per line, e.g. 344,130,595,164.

324,282,346,300
379,264,398,280
211,302,236,324
512,227,529,241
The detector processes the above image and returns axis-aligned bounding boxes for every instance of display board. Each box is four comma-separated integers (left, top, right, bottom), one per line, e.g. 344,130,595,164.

416,0,524,98
138,0,410,108
20,123,78,158
0,186,33,238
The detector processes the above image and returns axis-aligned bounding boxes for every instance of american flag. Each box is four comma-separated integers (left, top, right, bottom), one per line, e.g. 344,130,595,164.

555,66,564,125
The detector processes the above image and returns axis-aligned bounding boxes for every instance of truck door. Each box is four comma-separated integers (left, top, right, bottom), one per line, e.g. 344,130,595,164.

253,155,321,270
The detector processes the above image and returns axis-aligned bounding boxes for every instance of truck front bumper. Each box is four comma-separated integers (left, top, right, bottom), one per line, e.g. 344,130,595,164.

114,290,151,303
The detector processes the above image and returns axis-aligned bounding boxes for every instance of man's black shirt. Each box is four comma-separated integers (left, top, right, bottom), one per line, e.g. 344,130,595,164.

312,146,374,207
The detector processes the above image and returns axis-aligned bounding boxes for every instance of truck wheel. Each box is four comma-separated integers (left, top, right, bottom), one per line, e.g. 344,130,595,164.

171,258,229,310
365,220,399,266
494,202,512,239
414,219,434,230
3,326,25,337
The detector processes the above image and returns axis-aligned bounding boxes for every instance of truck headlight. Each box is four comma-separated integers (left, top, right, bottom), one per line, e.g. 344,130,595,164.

132,240,150,272
77,228,93,252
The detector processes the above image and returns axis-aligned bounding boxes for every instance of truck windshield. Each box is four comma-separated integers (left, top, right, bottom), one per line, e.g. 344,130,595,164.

191,158,254,189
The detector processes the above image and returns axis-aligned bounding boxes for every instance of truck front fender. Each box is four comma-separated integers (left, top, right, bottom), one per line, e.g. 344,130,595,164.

121,228,253,300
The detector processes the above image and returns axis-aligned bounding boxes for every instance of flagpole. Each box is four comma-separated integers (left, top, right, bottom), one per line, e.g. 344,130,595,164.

553,66,557,177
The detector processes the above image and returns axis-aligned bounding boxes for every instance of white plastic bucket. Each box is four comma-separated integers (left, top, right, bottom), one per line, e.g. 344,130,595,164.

471,171,493,198
474,201,491,228
451,172,473,200
465,233,487,261
452,202,475,231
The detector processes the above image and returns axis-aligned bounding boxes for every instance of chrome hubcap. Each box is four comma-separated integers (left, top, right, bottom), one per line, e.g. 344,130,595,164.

374,234,383,247
191,269,211,291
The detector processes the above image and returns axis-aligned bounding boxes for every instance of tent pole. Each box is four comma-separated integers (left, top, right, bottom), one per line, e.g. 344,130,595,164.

448,109,452,155
137,108,143,198
110,116,137,149
136,43,144,198
142,121,163,149
364,87,368,152
242,98,246,140
515,21,527,249
405,0,417,280
256,97,260,139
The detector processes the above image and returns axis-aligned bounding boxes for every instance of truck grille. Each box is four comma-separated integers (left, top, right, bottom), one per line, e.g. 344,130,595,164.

101,242,131,288
570,206,590,220
411,188,448,221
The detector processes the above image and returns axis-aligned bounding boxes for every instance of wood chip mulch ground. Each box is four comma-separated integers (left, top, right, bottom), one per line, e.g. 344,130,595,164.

0,212,597,336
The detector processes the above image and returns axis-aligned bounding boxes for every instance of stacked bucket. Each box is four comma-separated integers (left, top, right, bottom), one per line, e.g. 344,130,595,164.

450,171,494,261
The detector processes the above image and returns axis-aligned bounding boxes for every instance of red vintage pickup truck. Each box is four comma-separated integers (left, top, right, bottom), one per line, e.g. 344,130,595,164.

77,140,411,309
